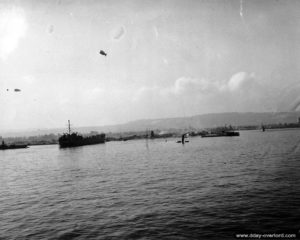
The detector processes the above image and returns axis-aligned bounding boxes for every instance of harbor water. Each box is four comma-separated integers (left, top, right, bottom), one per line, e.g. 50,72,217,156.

1,129,300,239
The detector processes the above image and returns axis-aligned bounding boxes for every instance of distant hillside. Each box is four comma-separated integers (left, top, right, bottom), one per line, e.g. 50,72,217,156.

106,112,300,132
1,112,300,137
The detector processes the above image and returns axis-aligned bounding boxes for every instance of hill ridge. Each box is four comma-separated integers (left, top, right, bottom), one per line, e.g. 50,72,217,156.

1,111,300,137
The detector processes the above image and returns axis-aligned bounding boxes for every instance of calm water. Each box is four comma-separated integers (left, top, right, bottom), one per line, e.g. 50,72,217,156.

1,130,300,239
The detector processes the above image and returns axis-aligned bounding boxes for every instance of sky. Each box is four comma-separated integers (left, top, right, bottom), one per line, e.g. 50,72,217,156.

0,0,299,130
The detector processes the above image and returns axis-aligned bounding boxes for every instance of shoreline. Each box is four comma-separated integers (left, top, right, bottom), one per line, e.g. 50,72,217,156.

2,126,300,147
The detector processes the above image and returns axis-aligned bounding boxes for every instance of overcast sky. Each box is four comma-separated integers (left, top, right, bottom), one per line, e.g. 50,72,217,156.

0,0,299,130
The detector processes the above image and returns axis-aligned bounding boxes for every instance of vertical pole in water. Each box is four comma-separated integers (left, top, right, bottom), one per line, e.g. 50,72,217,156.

68,120,71,134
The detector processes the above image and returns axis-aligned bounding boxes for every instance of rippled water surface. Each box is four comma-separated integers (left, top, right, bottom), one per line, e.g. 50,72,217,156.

1,130,300,239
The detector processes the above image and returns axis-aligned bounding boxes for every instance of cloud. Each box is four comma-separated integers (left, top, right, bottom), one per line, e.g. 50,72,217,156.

225,72,278,112
131,77,225,118
171,73,258,96
0,7,27,60
227,72,256,91
132,72,275,117
137,73,262,101
133,76,220,104
172,77,220,95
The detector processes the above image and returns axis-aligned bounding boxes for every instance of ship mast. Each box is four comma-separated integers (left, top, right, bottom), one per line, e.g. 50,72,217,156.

68,120,71,134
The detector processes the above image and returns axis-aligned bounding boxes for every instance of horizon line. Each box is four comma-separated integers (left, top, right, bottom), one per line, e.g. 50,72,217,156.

1,110,299,134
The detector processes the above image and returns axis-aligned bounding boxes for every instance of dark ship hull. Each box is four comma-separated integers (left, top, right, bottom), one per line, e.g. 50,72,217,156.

201,131,240,138
0,144,28,150
59,133,105,148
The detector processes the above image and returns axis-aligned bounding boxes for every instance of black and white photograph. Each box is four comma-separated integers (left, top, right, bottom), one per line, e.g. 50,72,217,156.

0,0,299,239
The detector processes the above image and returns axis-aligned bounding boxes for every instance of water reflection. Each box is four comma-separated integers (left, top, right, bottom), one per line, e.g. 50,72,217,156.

1,130,300,239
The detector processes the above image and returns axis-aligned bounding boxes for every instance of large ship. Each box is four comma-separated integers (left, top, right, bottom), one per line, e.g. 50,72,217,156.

58,120,105,148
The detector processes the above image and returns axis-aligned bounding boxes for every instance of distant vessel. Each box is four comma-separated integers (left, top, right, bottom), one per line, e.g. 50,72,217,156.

0,141,28,150
176,132,190,144
201,131,240,138
201,126,240,138
58,120,105,148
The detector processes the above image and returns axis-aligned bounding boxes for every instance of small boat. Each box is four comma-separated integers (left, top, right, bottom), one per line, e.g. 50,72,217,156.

177,133,190,144
0,141,28,150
